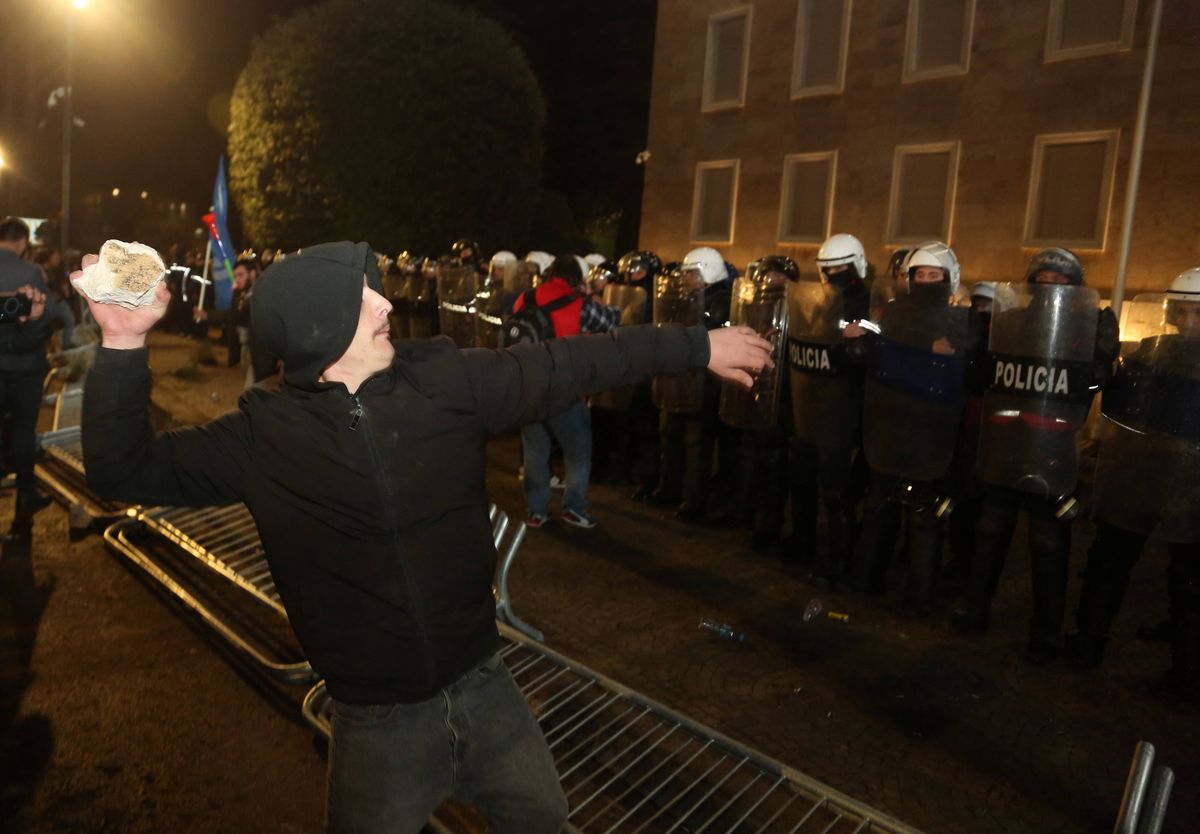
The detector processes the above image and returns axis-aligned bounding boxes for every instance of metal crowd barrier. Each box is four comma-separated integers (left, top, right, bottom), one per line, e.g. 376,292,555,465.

302,621,924,834
36,377,131,525
102,502,534,687
1113,741,1174,834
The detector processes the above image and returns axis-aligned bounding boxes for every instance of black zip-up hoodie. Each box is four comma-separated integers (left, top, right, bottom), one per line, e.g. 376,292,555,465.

82,241,710,704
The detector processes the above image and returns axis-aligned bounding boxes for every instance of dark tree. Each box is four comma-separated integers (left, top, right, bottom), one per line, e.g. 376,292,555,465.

228,0,545,253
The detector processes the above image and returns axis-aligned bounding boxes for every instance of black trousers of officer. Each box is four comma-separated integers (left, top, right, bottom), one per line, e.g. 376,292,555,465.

657,381,732,514
853,473,943,613
1076,520,1200,683
946,423,983,578
961,483,1071,648
789,439,856,575
734,425,790,542
0,371,45,497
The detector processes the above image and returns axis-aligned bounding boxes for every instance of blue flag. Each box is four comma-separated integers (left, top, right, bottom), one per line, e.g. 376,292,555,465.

205,155,236,310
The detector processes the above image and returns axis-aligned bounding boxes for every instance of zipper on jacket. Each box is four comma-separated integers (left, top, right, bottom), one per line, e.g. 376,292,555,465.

353,393,437,688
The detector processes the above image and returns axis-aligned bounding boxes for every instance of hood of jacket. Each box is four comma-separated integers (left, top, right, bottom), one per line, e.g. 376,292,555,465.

251,241,384,390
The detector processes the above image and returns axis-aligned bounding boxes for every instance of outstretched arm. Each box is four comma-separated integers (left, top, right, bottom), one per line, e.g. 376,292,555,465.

463,323,772,434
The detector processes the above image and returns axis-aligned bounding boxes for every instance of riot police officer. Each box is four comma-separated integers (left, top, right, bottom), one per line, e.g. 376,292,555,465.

787,233,872,581
1069,268,1200,701
648,247,733,521
614,251,665,500
954,248,1119,663
720,255,797,549
851,242,973,615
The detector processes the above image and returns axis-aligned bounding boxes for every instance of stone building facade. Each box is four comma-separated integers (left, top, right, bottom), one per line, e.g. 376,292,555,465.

638,0,1199,295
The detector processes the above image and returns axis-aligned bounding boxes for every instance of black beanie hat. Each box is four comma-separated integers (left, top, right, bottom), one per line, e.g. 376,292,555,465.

251,241,384,389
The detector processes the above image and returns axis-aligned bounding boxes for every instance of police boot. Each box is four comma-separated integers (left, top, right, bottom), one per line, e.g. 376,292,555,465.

1154,554,1200,703
1066,523,1143,671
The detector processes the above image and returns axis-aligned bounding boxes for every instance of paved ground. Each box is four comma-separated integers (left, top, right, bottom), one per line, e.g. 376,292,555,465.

2,332,1196,833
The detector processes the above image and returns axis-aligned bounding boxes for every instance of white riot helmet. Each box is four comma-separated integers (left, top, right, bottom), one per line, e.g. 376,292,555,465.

816,233,868,283
1166,268,1200,302
970,281,997,301
489,250,517,277
573,255,590,285
583,253,606,269
902,240,960,293
524,250,554,276
681,246,727,285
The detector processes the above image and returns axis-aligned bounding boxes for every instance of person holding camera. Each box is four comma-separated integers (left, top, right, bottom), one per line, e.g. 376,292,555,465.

0,218,51,527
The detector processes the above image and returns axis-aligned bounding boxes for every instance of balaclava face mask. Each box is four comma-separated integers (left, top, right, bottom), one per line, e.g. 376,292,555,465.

251,241,384,390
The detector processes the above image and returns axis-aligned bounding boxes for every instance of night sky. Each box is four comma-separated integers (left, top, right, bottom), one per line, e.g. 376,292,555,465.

2,0,656,245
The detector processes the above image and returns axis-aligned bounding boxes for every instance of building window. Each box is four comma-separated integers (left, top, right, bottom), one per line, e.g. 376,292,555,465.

1045,0,1137,62
702,6,753,112
791,0,852,98
778,151,837,244
1024,130,1119,249
903,0,976,82
691,160,740,244
886,142,960,244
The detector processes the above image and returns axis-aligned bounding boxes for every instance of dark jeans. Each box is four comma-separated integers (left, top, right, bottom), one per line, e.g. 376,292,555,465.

327,653,568,834
522,400,592,517
0,371,45,495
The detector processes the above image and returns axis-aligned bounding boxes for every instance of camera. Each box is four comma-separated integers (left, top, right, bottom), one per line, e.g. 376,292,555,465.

0,291,33,324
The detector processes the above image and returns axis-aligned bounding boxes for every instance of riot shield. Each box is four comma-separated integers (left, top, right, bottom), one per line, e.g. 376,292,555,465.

474,262,534,350
786,280,862,449
651,271,706,413
436,262,478,347
862,283,969,482
719,275,788,430
976,283,1099,498
592,284,649,411
1093,293,1200,541
408,273,437,339
382,271,411,339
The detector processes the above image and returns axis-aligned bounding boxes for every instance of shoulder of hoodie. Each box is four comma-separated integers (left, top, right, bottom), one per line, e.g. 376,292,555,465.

234,336,476,422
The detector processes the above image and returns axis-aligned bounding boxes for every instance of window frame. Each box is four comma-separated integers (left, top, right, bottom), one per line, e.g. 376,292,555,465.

1044,0,1138,62
1022,129,1121,250
777,150,838,245
902,0,977,83
690,159,742,245
701,5,755,113
885,140,961,245
790,0,853,99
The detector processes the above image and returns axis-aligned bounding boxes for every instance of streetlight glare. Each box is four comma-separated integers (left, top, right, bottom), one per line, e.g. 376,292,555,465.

112,187,120,197
0,151,6,169
72,0,89,9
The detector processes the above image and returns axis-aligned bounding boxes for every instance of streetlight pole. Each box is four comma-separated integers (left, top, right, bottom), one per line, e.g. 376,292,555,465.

61,6,76,253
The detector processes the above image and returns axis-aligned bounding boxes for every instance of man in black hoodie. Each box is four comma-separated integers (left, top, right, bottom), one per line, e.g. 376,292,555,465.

78,241,772,834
